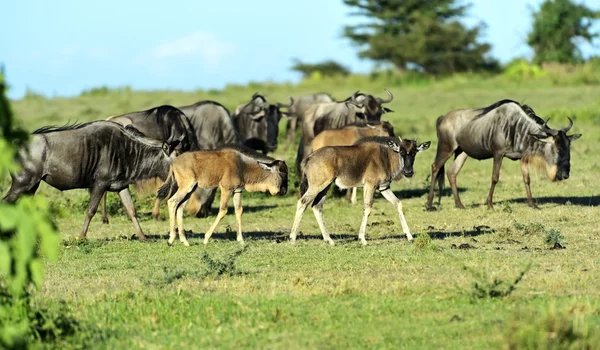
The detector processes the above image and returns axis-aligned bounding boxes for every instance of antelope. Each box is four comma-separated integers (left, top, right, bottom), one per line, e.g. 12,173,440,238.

157,145,288,246
311,121,395,204
290,136,430,246
425,100,581,210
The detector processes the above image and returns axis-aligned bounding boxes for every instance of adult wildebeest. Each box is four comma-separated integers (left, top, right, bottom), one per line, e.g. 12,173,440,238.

2,121,181,240
157,145,288,246
232,93,294,154
102,105,197,224
311,121,395,204
176,100,240,218
296,89,394,177
425,99,582,210
290,136,430,246
284,92,335,150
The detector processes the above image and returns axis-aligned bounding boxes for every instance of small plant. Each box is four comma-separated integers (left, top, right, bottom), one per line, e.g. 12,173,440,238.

413,233,437,252
201,246,248,278
513,221,545,235
544,229,565,249
462,263,531,300
501,201,513,213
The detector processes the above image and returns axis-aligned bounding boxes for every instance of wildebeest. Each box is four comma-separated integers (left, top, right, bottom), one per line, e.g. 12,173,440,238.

290,136,430,246
157,145,288,246
284,92,335,150
425,100,582,210
3,121,181,240
296,89,394,177
102,105,197,223
311,121,395,204
176,100,240,218
232,93,294,154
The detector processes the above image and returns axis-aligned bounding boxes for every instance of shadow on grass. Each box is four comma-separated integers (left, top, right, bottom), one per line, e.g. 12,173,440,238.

422,225,496,240
392,187,467,200
498,195,599,207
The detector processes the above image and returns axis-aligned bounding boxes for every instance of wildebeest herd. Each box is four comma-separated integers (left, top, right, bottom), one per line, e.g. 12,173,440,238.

2,91,581,246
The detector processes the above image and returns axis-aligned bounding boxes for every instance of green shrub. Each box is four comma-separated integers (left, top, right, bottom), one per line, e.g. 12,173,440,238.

461,263,531,300
503,59,545,80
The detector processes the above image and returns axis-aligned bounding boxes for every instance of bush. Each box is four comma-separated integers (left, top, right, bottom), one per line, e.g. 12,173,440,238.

503,59,545,80
461,263,531,300
291,59,351,79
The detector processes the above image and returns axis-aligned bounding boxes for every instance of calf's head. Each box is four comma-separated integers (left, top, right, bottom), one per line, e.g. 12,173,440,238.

529,118,581,181
258,160,289,195
387,137,431,178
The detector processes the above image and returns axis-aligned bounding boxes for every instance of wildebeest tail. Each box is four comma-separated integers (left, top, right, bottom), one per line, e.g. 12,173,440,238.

299,173,309,197
157,166,178,200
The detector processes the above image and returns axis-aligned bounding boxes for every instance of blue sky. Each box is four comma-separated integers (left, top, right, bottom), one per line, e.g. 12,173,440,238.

2,0,599,99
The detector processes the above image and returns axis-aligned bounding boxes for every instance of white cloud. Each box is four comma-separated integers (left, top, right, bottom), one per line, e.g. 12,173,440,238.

151,31,236,68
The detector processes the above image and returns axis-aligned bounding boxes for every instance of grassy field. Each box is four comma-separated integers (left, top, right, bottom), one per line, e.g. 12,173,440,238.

4,74,600,348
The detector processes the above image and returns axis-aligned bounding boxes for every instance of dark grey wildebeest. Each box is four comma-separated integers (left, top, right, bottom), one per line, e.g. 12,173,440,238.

232,93,294,154
102,105,197,223
177,100,241,218
425,99,582,210
284,92,335,150
2,121,181,240
296,89,394,177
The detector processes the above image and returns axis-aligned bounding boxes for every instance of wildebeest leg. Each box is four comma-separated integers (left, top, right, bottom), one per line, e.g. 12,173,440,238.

345,187,358,204
203,189,231,245
358,185,376,246
485,155,504,209
2,172,42,203
152,198,163,221
176,200,190,247
290,184,327,243
426,148,454,210
447,151,468,209
118,188,146,241
312,184,334,245
167,183,196,246
285,117,297,151
101,193,109,224
380,189,413,241
233,191,244,243
78,186,106,240
520,159,539,209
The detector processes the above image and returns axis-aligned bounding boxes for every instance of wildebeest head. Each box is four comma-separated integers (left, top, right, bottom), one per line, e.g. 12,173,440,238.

529,117,582,181
345,89,394,121
125,124,185,157
387,136,431,178
241,93,294,152
258,159,289,195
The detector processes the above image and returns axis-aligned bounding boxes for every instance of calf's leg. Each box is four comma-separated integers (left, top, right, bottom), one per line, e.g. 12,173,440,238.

358,185,376,245
176,200,190,246
233,191,244,243
152,197,163,221
78,186,106,240
118,187,146,241
312,184,334,245
290,183,330,243
203,189,231,245
167,183,196,246
381,188,413,241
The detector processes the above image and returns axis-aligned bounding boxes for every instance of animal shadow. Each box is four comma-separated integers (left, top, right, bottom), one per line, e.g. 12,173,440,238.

392,187,467,200
422,225,496,240
499,196,599,207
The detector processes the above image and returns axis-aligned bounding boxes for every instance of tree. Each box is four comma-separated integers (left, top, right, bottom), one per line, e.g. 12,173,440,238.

342,0,497,75
528,0,600,64
290,59,351,79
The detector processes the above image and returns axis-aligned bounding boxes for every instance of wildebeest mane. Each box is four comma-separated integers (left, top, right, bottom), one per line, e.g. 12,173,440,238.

216,143,276,162
474,99,545,126
33,121,93,134
182,100,231,116
353,136,398,146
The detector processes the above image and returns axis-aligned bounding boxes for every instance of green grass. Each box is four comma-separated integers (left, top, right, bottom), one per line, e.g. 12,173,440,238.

4,74,600,348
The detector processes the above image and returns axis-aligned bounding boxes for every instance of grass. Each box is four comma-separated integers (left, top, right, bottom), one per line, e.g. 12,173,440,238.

3,74,600,348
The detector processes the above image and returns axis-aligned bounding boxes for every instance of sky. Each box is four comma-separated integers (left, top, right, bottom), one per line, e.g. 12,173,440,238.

2,0,599,99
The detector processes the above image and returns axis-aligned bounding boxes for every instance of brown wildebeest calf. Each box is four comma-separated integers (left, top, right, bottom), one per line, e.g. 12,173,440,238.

290,136,430,246
311,121,395,204
157,145,288,246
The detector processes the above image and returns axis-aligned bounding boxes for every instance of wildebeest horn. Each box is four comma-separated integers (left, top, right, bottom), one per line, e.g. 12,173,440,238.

377,89,393,104
541,118,558,136
561,117,573,133
276,96,294,108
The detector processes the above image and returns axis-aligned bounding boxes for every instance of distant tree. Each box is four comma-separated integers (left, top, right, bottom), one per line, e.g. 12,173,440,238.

527,0,600,64
342,0,498,75
290,59,351,79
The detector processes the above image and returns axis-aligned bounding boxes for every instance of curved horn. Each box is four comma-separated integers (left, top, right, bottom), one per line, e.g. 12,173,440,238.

561,117,573,133
276,96,294,108
378,89,393,104
542,118,558,136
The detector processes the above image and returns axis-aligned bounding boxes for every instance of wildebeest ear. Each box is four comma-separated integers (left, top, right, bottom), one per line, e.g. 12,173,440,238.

161,142,170,156
168,140,181,154
258,162,272,171
383,107,394,113
366,124,376,129
250,110,266,121
387,140,400,153
280,111,295,119
568,134,582,142
529,133,554,143
417,141,431,152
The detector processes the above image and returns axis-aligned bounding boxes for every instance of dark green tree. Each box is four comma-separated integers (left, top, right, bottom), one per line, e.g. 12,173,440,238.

290,59,351,78
342,0,497,75
527,0,600,64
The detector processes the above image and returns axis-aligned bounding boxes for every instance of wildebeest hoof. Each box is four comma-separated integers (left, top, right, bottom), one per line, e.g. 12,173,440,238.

360,240,368,246
137,234,147,242
326,240,335,246
425,205,437,212
456,204,466,209
530,204,541,210
153,215,163,221
182,241,190,247
102,218,109,224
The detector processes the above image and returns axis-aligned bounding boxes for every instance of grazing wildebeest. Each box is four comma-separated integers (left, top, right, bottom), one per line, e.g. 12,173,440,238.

311,121,395,204
425,100,582,210
176,100,240,218
290,136,430,246
232,93,294,154
3,121,181,240
157,145,288,246
284,92,335,150
296,89,394,177
102,105,197,223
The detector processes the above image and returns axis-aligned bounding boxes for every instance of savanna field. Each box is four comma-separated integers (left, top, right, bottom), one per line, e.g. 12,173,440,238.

4,72,600,348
